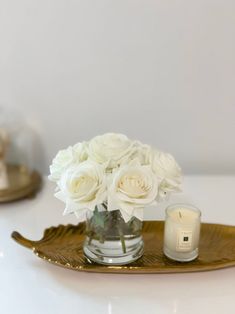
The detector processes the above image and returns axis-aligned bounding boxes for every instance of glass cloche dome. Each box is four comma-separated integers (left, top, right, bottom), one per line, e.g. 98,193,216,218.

0,106,41,202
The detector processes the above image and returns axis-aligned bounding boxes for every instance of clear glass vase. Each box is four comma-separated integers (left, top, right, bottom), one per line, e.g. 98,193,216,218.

83,205,144,265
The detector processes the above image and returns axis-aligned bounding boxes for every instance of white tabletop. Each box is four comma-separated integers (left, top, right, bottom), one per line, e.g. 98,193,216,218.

1,176,235,314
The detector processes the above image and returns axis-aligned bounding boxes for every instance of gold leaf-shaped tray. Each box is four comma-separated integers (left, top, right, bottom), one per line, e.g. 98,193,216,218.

11,221,235,273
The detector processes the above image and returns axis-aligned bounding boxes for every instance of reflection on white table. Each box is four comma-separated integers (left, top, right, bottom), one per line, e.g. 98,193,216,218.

0,176,235,314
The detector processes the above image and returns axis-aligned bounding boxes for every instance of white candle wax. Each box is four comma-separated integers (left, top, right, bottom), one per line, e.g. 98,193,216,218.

163,204,201,262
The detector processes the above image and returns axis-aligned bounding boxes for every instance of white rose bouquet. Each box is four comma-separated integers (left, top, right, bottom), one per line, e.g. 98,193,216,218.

49,133,182,222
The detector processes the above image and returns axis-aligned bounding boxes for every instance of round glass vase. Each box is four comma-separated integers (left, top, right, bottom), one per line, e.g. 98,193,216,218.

83,205,144,265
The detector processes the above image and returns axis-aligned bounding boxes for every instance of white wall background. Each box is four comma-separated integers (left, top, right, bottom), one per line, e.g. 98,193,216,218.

0,0,235,174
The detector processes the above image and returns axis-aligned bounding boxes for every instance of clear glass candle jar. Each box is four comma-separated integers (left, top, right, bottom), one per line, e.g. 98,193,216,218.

163,203,201,262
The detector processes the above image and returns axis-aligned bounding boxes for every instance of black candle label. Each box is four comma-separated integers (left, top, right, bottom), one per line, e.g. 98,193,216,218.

176,229,193,252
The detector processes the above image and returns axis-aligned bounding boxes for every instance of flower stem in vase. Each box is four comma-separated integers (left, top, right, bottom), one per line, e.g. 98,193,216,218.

117,225,127,254
86,205,128,254
88,230,95,245
113,209,127,254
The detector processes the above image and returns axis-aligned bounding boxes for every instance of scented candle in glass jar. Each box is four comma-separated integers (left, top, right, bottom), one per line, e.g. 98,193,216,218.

163,204,201,262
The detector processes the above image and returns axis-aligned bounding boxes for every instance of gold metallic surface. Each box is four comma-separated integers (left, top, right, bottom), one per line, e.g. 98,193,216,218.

0,164,42,202
11,221,235,273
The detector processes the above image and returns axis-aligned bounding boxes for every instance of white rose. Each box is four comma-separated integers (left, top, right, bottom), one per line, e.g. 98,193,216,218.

49,146,74,183
108,160,159,222
49,142,87,183
150,150,182,200
73,142,88,163
87,133,135,169
157,179,182,201
131,141,153,165
55,160,107,220
151,150,181,178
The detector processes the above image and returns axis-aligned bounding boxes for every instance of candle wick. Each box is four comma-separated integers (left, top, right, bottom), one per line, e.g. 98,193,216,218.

179,211,182,219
